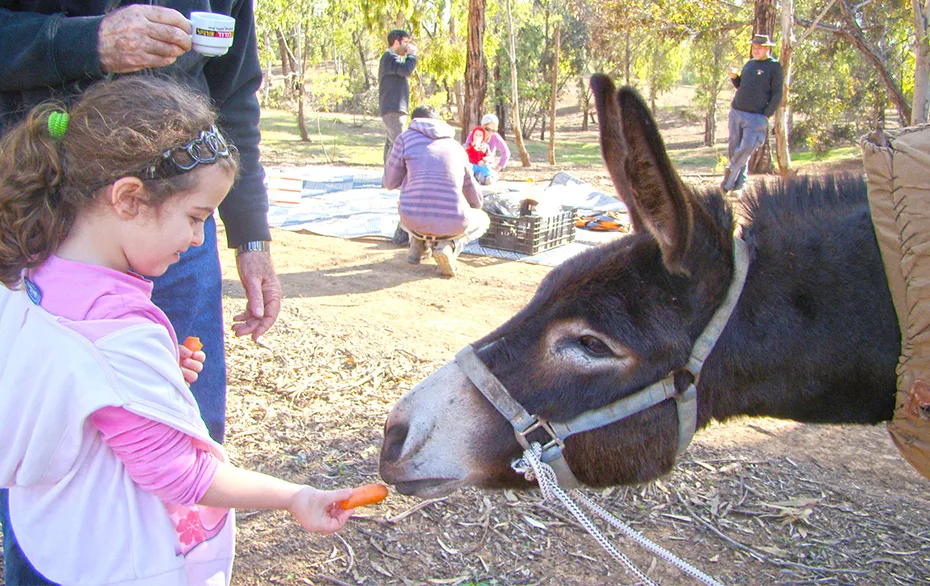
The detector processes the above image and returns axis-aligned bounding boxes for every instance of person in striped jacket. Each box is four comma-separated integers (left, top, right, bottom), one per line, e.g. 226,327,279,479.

383,106,490,278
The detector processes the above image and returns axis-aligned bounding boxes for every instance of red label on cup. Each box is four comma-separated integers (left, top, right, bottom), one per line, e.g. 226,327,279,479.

195,28,233,38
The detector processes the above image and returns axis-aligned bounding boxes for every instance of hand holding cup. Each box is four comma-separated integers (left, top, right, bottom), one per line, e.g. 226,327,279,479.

98,5,192,73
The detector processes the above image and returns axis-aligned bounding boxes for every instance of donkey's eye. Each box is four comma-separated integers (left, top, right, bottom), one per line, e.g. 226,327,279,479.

578,335,612,356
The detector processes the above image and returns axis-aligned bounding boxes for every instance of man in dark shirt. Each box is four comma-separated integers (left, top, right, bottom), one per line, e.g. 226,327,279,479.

722,33,784,194
378,29,418,164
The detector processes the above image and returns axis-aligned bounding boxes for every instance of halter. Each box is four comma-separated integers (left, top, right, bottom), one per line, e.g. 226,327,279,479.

455,236,750,488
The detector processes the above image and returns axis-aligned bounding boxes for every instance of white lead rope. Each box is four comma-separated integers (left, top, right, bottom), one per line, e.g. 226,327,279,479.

513,443,724,586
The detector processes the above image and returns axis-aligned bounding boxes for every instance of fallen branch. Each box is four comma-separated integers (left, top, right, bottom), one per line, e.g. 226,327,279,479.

385,497,447,524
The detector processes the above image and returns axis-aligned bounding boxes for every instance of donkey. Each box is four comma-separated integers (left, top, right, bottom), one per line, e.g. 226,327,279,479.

379,74,900,498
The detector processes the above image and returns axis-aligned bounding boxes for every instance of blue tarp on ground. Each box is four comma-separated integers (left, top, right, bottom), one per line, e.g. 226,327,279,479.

265,166,627,266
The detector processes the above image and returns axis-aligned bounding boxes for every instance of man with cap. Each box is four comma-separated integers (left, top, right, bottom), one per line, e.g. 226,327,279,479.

722,33,784,194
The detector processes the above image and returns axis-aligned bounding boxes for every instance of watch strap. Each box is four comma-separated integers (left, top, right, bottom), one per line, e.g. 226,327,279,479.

235,241,270,255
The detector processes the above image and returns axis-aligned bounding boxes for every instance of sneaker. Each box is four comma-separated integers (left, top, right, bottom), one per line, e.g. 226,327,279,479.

392,223,410,246
407,238,431,264
434,243,456,277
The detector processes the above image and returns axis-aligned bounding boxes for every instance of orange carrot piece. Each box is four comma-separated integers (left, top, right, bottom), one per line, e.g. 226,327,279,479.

182,336,203,353
339,483,389,510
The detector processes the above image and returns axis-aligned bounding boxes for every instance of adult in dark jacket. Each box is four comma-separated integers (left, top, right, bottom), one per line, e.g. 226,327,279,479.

0,1,281,583
722,33,784,194
378,28,418,164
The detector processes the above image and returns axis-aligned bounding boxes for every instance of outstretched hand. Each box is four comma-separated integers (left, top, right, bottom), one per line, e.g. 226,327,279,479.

98,5,192,73
288,487,355,534
233,249,282,341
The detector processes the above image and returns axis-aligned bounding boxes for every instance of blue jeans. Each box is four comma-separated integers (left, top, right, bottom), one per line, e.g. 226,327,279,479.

1,490,55,585
724,108,769,191
1,217,228,583
151,215,227,444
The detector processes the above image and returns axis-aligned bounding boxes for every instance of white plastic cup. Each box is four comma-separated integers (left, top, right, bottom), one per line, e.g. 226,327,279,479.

190,12,235,57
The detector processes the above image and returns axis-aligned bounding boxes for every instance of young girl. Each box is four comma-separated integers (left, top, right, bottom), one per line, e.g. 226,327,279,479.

465,125,491,167
0,77,355,585
464,115,511,186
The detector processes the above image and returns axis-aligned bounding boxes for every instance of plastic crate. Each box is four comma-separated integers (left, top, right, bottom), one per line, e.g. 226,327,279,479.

479,208,576,255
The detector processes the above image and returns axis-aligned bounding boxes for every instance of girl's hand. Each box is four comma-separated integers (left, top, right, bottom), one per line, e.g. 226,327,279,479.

288,486,355,534
178,344,205,384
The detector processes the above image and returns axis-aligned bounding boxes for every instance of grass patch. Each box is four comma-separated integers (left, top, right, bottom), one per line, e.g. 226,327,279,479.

260,109,385,166
258,107,862,172
791,145,860,165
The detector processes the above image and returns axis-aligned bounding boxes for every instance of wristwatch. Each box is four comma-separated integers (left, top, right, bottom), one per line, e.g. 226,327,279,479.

235,240,270,255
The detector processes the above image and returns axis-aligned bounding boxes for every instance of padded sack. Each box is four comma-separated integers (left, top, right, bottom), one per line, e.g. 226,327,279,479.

861,123,930,480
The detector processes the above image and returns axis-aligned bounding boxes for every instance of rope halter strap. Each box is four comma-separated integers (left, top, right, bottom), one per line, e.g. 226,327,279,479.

455,236,750,489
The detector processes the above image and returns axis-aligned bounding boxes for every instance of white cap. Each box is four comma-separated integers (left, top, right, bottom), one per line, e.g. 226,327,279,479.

481,113,499,127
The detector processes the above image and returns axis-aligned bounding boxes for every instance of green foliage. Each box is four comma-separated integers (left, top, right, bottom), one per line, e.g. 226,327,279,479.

253,0,920,163
789,34,884,154
306,70,351,112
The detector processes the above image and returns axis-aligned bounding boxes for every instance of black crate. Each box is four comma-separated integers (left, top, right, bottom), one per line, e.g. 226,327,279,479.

479,208,576,255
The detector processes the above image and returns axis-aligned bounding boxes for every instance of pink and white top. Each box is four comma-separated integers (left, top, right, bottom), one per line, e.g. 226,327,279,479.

0,256,234,585
32,256,218,506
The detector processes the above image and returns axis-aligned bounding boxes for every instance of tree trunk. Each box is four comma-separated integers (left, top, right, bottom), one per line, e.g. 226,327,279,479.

748,0,777,175
450,17,464,124
580,76,590,131
276,29,291,77
548,21,560,165
624,31,631,85
506,0,531,166
704,110,716,147
494,58,506,138
773,0,794,177
911,0,930,124
463,0,487,139
352,30,370,91
295,23,309,142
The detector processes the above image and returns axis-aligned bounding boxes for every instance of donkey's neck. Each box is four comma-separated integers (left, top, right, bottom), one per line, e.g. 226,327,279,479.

701,224,899,426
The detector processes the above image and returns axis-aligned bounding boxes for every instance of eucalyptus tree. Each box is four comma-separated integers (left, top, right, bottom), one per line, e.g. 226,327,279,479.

463,0,488,136
796,0,914,125
913,0,930,123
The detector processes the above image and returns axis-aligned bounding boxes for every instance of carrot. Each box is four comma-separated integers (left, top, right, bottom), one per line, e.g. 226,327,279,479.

338,483,389,510
182,336,203,353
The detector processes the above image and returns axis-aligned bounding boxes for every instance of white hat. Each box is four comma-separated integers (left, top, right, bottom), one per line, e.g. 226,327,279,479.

481,113,499,127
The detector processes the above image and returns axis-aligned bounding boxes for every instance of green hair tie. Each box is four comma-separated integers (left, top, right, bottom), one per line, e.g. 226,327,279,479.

48,111,69,140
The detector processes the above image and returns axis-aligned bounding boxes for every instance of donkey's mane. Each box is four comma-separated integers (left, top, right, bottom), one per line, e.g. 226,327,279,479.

529,174,869,321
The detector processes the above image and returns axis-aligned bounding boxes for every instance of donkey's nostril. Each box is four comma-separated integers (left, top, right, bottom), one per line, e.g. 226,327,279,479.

381,421,409,464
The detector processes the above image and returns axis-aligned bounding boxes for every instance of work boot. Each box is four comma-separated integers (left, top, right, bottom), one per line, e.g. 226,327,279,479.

434,241,457,277
407,237,431,264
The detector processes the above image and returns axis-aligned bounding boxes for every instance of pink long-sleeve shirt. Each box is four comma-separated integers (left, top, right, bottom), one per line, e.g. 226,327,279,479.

30,256,217,506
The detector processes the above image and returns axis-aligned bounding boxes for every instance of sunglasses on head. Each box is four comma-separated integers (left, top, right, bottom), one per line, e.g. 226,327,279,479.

137,125,235,180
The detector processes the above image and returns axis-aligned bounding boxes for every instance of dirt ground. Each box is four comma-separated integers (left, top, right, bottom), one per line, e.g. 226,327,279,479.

217,215,929,586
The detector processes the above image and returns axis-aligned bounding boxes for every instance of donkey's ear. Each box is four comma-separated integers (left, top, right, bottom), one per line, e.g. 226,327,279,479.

591,74,646,234
592,74,693,274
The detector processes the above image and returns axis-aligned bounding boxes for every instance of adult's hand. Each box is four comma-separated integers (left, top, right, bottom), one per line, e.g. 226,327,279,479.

233,249,282,341
98,5,192,74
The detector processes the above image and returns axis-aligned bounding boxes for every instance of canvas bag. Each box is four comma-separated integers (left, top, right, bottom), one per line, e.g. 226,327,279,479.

861,123,930,480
